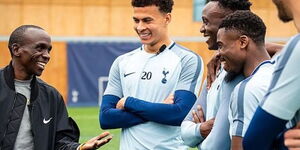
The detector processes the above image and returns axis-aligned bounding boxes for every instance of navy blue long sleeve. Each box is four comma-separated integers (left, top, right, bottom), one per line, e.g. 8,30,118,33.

99,95,146,129
243,106,288,150
124,90,196,126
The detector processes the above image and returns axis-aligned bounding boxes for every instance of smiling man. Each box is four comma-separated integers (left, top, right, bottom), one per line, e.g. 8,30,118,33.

243,0,300,149
216,11,276,150
99,0,203,149
0,25,112,150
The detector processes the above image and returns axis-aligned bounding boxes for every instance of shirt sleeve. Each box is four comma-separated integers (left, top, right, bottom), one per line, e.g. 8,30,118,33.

125,90,197,126
103,56,123,98
55,94,81,150
243,106,288,150
99,57,145,129
181,81,207,147
176,53,203,95
123,53,203,126
262,38,300,120
181,121,203,147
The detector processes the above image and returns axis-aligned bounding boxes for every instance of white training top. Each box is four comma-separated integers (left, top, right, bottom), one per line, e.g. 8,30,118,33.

229,60,276,137
262,34,300,126
105,41,203,150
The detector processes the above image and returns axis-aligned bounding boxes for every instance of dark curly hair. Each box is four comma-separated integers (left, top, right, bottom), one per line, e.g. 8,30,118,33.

219,10,266,45
8,25,44,56
208,0,252,11
131,0,174,13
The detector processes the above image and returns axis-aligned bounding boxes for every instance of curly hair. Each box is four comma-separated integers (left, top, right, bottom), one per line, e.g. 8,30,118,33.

208,0,252,11
131,0,174,13
219,10,266,45
8,25,44,56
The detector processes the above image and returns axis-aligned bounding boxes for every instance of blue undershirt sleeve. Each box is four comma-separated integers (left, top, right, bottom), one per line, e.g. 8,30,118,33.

243,106,288,150
124,90,197,126
99,95,146,129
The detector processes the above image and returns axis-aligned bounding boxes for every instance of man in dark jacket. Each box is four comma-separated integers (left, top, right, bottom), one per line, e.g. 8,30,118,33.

0,25,112,150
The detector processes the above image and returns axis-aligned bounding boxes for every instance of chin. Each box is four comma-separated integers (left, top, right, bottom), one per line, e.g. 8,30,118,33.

140,39,152,45
207,41,218,50
34,71,43,76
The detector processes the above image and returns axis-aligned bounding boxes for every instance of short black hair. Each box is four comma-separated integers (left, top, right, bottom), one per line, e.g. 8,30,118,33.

219,10,266,45
208,0,252,11
8,25,44,56
131,0,174,13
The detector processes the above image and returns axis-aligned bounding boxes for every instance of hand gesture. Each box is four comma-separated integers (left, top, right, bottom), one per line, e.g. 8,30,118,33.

192,105,205,123
80,131,112,150
116,97,126,109
206,52,221,89
200,118,215,138
285,122,300,149
163,94,174,104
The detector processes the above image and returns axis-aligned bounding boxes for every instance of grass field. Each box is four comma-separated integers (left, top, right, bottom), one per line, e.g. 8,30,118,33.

67,107,197,150
68,107,120,150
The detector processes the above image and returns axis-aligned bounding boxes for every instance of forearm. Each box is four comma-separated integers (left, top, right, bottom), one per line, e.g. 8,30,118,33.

124,90,196,126
232,136,243,150
243,107,288,150
100,95,145,129
181,121,203,147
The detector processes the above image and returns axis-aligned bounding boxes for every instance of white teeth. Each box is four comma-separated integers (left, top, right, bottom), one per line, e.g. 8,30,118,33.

140,33,150,38
37,62,46,69
203,36,209,41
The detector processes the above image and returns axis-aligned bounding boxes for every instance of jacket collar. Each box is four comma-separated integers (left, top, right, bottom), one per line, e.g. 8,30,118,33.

3,62,39,101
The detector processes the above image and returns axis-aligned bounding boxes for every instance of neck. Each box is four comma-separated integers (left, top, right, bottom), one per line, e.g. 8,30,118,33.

243,46,271,77
12,60,33,80
144,38,171,53
293,11,300,32
288,0,300,32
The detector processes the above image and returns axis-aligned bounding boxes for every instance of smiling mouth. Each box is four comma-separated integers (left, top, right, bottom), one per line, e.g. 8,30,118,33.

37,62,46,69
139,32,151,40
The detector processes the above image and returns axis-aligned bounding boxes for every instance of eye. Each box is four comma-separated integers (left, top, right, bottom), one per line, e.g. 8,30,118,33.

133,18,139,23
47,46,52,53
217,43,223,50
202,18,208,25
142,18,153,24
36,45,44,52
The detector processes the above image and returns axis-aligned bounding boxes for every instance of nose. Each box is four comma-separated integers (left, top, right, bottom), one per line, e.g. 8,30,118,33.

136,22,146,31
42,50,50,61
200,24,205,33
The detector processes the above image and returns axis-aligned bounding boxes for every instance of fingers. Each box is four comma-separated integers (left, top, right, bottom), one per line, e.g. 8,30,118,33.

166,94,174,103
197,105,205,123
98,131,111,139
285,129,300,149
206,53,221,89
94,135,113,149
199,118,215,138
116,98,125,109
206,76,212,89
192,110,201,123
163,94,174,104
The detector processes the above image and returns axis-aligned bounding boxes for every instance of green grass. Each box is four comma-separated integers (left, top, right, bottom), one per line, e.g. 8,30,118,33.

68,106,120,150
68,107,197,150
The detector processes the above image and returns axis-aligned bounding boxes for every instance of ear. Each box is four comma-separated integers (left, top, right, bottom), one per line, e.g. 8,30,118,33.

11,43,21,57
165,13,171,25
239,35,249,49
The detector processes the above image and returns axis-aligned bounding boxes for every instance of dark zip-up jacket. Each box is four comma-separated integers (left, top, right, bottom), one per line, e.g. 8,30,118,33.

0,64,80,150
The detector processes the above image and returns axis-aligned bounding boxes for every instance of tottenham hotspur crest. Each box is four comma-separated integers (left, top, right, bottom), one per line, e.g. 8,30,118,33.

161,68,169,84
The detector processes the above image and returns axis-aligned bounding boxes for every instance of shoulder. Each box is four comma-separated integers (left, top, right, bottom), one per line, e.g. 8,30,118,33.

36,78,62,97
113,48,141,64
171,43,202,60
170,43,203,69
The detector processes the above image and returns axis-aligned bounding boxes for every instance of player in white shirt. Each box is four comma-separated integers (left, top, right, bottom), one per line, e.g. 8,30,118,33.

243,0,300,149
99,0,203,149
216,10,276,150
